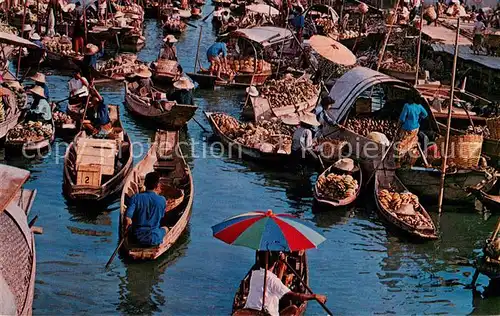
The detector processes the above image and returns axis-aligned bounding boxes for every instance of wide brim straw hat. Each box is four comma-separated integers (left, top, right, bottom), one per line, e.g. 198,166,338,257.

23,24,32,32
30,33,41,41
280,115,300,126
163,34,178,43
299,112,320,127
333,158,357,172
173,77,194,90
30,72,46,84
84,43,99,55
136,66,152,78
246,85,259,97
30,85,46,98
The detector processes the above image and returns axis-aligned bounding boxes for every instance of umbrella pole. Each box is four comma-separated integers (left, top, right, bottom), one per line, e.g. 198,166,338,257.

280,258,333,315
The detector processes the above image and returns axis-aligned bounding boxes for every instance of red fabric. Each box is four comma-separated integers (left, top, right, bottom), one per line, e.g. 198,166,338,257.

427,144,441,158
273,217,315,251
214,216,262,244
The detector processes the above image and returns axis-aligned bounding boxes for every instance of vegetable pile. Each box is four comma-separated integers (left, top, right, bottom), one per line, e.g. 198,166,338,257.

345,117,398,140
227,57,272,74
8,121,53,142
377,189,433,228
53,112,73,126
96,54,144,79
316,173,359,200
42,36,80,57
259,77,317,109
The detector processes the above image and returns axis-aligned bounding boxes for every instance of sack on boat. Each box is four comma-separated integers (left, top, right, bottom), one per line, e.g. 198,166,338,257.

259,142,274,153
395,203,416,216
367,131,390,146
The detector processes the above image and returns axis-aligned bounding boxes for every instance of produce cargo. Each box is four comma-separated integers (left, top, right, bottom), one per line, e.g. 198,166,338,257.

316,173,358,200
42,36,80,57
53,112,74,126
377,189,433,229
259,77,317,109
96,54,144,78
345,117,398,140
8,121,53,142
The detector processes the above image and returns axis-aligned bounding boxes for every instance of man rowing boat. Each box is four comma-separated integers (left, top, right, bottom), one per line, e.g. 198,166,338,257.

125,172,168,246
243,251,326,316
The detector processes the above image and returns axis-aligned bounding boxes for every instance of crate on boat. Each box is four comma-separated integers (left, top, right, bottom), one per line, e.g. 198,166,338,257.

77,164,102,186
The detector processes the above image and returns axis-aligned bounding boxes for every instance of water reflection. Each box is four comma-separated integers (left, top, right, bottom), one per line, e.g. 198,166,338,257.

117,230,190,315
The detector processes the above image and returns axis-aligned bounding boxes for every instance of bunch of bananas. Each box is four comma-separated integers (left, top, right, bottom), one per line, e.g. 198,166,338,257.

378,189,419,211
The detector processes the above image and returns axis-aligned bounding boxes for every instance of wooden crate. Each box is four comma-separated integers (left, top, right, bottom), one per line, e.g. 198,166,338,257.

76,139,117,175
77,164,102,187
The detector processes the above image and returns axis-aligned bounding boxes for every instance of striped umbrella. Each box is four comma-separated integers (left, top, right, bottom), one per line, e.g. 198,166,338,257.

211,210,326,251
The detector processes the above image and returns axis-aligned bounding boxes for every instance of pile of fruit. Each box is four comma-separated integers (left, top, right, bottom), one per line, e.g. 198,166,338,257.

259,77,317,109
315,18,336,35
163,18,186,32
53,112,73,126
377,189,432,227
316,173,358,200
227,56,272,74
212,113,293,154
42,36,79,57
5,83,26,108
0,23,18,35
467,125,490,137
96,54,144,78
9,121,53,141
338,30,361,39
345,117,398,140
381,54,415,72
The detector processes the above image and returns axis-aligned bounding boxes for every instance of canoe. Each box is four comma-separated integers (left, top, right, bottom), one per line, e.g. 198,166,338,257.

467,188,500,212
374,169,438,240
124,82,197,130
0,164,36,316
119,130,193,260
396,166,498,207
0,96,22,140
205,111,292,162
43,51,82,71
63,105,133,202
187,71,271,89
232,251,308,316
313,161,362,208
5,119,55,155
90,65,124,83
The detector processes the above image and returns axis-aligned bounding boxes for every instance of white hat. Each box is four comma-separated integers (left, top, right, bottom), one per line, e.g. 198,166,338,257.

163,34,178,43
23,24,32,32
246,85,259,97
333,158,355,172
30,72,46,83
30,33,41,41
280,115,300,126
299,112,320,127
30,85,46,98
173,77,194,90
136,66,152,78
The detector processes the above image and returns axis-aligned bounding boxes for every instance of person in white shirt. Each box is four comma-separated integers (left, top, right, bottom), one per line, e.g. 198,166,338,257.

472,16,486,54
243,252,326,316
67,70,90,112
292,112,321,159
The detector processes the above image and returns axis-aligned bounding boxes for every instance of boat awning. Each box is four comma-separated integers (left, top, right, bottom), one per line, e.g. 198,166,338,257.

231,26,293,47
246,4,279,16
0,164,30,212
0,32,40,49
325,67,413,124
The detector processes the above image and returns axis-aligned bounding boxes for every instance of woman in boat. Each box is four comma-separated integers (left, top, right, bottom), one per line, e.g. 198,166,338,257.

170,77,195,105
68,70,90,105
243,251,326,316
26,86,52,124
134,66,154,95
125,172,169,246
28,73,50,101
82,89,111,136
292,112,320,159
82,43,105,80
396,101,428,163
160,35,178,61
206,41,228,80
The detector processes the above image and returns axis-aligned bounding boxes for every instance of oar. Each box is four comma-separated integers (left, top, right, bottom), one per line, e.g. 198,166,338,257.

185,21,198,28
105,229,128,269
54,91,87,106
280,259,333,315
201,9,214,22
78,91,93,132
193,116,209,132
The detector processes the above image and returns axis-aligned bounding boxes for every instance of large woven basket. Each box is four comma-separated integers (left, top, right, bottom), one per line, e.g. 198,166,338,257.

486,116,500,140
156,59,178,75
436,134,483,168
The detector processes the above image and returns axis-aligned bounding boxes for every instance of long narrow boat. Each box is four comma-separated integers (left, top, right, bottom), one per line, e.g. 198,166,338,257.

0,92,22,140
63,105,133,202
232,251,309,316
5,119,55,155
124,82,197,130
43,51,82,71
205,111,292,162
120,130,193,260
313,160,362,209
0,164,36,316
374,169,438,240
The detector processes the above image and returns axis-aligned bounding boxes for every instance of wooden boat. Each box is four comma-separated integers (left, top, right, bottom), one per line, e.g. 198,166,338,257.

205,111,292,162
467,188,500,212
0,164,36,316
5,119,55,155
232,251,308,316
120,34,146,53
43,51,83,71
396,166,498,207
63,105,133,202
313,161,362,208
187,70,271,89
90,65,124,82
380,68,424,83
374,169,438,240
124,82,197,130
0,92,22,140
119,130,193,260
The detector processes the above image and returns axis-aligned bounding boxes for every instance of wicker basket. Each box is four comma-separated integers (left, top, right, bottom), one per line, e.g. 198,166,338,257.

156,59,178,75
436,134,483,168
486,116,500,140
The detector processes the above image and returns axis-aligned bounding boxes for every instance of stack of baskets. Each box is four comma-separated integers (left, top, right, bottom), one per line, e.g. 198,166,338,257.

486,116,500,140
156,59,178,77
436,134,483,168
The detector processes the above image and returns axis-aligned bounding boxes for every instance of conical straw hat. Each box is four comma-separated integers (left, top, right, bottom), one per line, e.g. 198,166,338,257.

309,35,357,66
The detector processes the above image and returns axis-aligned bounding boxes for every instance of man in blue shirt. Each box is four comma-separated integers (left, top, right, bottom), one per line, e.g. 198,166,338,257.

206,41,228,80
82,42,105,81
125,172,167,246
291,7,305,43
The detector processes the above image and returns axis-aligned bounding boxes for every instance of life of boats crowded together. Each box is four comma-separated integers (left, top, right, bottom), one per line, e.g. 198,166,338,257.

0,0,500,313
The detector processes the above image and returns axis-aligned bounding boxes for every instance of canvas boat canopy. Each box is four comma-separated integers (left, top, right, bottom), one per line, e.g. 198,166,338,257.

0,32,40,49
230,26,293,47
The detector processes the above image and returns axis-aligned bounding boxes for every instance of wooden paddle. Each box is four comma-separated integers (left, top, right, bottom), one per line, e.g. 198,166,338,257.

201,9,214,22
185,21,198,28
279,258,333,315
105,229,128,269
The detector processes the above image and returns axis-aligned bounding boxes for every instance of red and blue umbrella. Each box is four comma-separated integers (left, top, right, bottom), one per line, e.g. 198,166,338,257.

211,210,326,251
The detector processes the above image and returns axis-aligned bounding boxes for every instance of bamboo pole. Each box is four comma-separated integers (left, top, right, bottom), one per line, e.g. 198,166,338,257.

16,0,29,78
414,5,424,86
437,17,460,214
193,25,203,72
376,0,400,72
